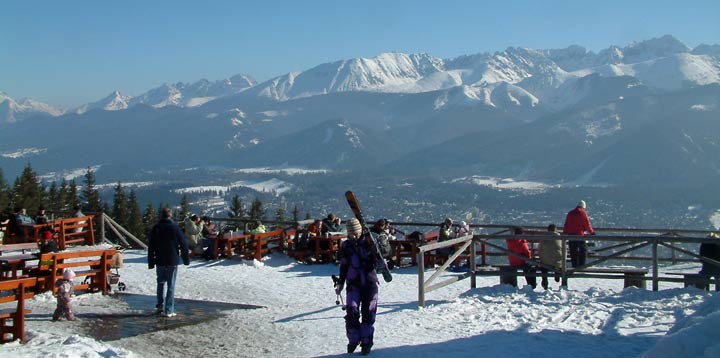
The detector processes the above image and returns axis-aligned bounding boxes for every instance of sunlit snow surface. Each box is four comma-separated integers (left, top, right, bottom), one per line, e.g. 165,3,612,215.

2,247,718,357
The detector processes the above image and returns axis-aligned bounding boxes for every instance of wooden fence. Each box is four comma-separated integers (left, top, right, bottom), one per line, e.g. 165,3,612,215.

411,226,720,307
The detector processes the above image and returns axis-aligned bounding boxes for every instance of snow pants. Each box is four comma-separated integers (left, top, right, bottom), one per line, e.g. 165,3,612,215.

344,283,379,347
53,293,75,320
569,240,587,267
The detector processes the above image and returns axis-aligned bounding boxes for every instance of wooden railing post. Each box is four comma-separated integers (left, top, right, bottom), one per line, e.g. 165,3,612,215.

652,239,659,291
418,249,425,308
470,236,477,289
100,214,106,245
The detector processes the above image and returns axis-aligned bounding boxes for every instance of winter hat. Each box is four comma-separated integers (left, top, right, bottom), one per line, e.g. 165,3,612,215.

42,230,53,241
578,200,587,209
63,269,76,280
346,218,362,236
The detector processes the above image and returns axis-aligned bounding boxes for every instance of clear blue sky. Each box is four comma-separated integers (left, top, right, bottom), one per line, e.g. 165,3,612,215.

1,0,718,108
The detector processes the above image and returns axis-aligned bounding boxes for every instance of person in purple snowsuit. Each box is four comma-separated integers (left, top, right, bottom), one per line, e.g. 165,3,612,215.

53,269,76,321
336,218,379,355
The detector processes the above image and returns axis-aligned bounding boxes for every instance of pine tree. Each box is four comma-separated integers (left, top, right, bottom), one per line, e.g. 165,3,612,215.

58,179,69,211
142,202,156,243
126,190,144,240
81,167,102,213
12,164,44,211
0,168,10,214
67,180,79,211
48,181,59,211
228,195,245,219
305,212,312,220
275,207,286,223
292,205,300,222
112,182,128,227
248,197,265,221
177,195,190,221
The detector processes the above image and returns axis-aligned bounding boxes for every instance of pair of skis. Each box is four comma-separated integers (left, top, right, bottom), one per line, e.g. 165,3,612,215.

345,191,393,283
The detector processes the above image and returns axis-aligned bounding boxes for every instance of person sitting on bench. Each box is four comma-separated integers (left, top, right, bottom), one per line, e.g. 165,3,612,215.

507,227,537,289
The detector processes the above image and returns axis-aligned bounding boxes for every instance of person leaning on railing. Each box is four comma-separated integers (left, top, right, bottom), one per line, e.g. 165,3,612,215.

699,232,720,291
563,200,595,267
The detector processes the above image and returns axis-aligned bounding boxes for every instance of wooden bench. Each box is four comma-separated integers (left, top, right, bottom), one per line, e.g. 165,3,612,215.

55,216,95,250
244,229,285,260
313,234,344,263
212,232,251,259
569,267,648,288
0,277,36,343
28,248,116,294
477,265,648,289
18,222,62,244
285,229,311,263
391,238,420,267
665,272,719,290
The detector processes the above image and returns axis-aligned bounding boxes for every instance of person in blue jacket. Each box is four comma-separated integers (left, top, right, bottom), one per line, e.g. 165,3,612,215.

335,218,378,355
148,207,189,317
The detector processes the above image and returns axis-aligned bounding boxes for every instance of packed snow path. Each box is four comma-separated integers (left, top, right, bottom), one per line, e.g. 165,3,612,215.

3,249,718,357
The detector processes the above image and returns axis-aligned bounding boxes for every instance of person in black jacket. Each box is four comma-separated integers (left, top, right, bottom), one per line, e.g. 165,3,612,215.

148,207,190,317
699,232,720,291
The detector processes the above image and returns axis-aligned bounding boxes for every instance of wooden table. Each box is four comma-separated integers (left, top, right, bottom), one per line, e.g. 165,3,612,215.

0,254,35,279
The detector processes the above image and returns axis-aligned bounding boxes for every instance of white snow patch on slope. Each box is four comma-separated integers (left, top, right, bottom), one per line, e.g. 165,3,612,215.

1,147,47,158
453,176,555,193
40,165,102,182
710,211,720,230
233,167,329,175
174,178,292,196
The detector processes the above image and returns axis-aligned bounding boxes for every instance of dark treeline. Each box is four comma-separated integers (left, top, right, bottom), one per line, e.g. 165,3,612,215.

0,164,308,244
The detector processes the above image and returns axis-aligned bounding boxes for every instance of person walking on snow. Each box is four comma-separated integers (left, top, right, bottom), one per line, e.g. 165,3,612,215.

335,218,379,355
53,269,76,321
148,207,190,317
563,200,595,267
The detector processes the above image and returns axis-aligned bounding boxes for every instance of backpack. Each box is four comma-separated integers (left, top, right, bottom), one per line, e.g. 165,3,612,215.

375,233,392,259
408,231,426,243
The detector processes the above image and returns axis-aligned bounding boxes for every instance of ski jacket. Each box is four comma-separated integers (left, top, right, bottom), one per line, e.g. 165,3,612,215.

338,236,378,288
439,223,453,242
248,224,267,235
148,218,190,268
322,218,342,233
184,218,203,247
538,232,563,268
563,207,594,236
506,238,531,266
700,241,720,264
55,279,74,299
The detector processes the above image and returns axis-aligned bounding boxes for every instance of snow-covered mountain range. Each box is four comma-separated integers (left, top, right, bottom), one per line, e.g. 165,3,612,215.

0,92,64,123
2,35,718,123
1,35,719,190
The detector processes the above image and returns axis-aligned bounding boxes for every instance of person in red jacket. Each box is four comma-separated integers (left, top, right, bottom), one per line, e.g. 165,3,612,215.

563,200,595,267
506,227,537,289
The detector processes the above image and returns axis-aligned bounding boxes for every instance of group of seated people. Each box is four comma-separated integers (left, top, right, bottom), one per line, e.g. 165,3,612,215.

183,214,220,260
1,204,86,244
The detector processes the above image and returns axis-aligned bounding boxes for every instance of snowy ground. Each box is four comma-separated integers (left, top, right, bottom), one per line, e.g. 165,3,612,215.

2,246,719,357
